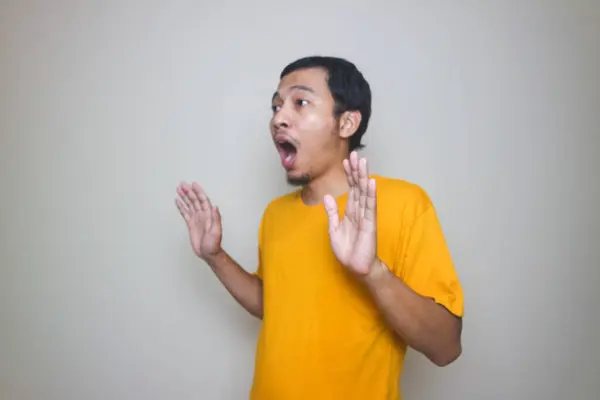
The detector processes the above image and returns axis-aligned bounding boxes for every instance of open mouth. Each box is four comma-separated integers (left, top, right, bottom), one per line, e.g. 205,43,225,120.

276,138,297,168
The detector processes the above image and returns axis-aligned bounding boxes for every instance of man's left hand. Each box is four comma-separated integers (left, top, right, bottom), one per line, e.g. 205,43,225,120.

324,151,378,276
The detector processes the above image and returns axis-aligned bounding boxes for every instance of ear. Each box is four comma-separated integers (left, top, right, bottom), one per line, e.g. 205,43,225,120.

338,110,362,140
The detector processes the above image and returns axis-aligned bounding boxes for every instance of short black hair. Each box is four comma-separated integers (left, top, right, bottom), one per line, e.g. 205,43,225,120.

279,56,372,152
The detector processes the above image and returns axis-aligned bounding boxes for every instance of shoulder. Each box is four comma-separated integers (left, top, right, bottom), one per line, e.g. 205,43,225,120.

372,174,434,226
373,174,432,206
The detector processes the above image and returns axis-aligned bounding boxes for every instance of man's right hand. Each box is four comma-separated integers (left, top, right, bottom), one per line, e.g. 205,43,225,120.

175,182,223,262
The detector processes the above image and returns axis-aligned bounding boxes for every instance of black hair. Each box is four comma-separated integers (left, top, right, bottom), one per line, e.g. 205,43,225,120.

279,56,372,152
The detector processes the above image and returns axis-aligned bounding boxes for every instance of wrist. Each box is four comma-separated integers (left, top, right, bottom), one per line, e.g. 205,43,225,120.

203,248,226,268
362,258,391,288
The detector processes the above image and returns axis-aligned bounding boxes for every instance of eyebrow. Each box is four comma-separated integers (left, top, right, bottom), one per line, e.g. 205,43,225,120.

272,84,316,101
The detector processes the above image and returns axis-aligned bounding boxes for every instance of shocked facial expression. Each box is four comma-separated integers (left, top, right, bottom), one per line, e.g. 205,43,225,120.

270,67,343,186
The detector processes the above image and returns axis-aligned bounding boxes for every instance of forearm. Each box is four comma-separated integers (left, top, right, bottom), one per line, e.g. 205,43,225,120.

204,250,264,319
363,259,462,366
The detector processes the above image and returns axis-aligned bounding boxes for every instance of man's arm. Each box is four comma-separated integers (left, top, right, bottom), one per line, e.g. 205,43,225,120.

321,153,462,366
204,250,263,319
174,181,264,320
363,259,462,367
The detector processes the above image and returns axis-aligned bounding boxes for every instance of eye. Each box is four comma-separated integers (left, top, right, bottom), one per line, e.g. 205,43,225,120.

295,99,308,107
271,104,281,112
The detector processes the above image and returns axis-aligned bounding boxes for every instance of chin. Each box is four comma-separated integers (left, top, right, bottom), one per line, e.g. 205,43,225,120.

286,171,310,187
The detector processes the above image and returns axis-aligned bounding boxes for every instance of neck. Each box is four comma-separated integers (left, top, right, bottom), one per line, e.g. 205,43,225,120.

300,163,349,205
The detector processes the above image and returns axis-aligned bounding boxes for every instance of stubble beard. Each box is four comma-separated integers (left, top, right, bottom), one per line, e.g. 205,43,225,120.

286,173,311,187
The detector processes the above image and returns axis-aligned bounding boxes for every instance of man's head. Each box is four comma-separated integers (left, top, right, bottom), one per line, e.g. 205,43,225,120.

270,56,372,186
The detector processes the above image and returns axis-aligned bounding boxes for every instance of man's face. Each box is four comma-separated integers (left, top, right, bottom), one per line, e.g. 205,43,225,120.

270,67,341,186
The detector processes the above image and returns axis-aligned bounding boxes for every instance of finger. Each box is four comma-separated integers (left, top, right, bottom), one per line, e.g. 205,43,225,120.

191,182,211,212
180,182,203,211
364,178,377,222
351,154,361,220
177,183,195,211
175,198,190,221
358,157,369,193
190,183,214,231
343,158,354,187
342,158,358,221
323,194,340,231
352,186,360,221
344,181,359,223
358,157,369,217
350,151,360,188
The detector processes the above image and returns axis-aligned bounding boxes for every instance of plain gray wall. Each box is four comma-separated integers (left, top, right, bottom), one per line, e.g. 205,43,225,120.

1,1,599,399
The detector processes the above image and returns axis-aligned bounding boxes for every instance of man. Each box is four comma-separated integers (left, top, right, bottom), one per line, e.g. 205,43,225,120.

175,56,464,400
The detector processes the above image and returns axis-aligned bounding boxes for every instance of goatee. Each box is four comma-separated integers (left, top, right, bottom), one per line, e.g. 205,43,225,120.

287,174,311,187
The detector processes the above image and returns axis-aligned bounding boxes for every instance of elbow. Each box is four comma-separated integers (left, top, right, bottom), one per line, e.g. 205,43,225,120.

431,314,463,367
251,310,263,320
252,305,264,320
431,341,462,367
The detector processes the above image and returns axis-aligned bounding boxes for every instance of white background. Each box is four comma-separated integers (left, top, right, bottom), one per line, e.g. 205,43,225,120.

1,1,598,399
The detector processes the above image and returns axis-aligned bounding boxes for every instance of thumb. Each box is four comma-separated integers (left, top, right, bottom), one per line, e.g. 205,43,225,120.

211,206,222,233
323,195,340,232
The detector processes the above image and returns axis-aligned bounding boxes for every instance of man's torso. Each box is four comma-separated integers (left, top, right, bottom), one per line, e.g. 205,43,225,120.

250,176,425,400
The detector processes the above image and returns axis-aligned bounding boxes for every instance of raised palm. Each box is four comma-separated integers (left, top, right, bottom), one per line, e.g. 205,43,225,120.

175,182,222,260
324,152,378,275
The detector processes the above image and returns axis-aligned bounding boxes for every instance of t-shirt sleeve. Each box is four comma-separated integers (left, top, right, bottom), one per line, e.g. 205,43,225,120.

394,202,464,318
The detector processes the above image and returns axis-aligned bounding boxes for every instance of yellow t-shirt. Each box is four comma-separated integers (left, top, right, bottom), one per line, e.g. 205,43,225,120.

250,175,464,400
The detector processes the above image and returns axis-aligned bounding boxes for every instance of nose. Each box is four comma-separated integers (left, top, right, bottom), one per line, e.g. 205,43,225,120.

272,105,291,130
